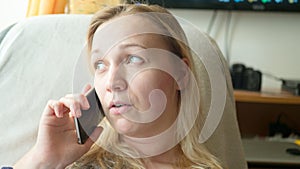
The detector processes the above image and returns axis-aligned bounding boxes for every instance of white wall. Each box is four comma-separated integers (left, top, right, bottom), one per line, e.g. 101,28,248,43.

171,9,300,92
0,1,299,92
0,0,28,31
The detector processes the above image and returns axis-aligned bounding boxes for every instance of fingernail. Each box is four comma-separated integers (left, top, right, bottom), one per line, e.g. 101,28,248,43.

77,110,82,118
83,100,90,109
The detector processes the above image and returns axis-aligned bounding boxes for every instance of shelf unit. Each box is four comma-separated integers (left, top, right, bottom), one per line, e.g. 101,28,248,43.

234,90,300,136
234,90,300,168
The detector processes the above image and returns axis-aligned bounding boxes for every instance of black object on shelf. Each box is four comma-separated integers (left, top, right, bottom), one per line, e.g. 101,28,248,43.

281,79,300,96
286,148,300,156
230,63,262,92
269,113,292,138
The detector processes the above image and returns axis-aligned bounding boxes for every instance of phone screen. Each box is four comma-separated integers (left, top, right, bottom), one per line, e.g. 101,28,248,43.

74,88,105,144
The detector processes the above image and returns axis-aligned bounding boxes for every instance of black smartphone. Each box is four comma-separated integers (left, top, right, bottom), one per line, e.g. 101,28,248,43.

74,88,105,144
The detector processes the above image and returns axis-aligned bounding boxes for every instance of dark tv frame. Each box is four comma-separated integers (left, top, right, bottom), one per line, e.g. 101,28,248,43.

147,0,300,12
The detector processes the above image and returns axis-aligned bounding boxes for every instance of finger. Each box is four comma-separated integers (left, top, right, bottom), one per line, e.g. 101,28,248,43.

44,100,56,116
55,102,70,118
59,97,82,118
46,100,68,118
84,126,103,148
64,94,90,110
82,83,92,95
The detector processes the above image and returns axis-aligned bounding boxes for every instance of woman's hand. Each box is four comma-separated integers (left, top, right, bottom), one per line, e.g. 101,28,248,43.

14,85,103,169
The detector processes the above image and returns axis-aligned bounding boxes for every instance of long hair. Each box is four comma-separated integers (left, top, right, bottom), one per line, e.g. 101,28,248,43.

73,4,223,169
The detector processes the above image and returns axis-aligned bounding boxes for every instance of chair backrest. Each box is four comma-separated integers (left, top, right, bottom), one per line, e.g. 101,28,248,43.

200,36,248,169
0,14,247,168
0,14,92,165
180,20,247,167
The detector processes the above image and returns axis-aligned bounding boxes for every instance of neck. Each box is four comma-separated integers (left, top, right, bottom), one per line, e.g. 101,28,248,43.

121,120,179,158
149,144,181,163
143,145,182,169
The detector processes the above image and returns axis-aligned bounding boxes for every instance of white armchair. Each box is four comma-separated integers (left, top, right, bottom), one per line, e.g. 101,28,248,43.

0,14,247,168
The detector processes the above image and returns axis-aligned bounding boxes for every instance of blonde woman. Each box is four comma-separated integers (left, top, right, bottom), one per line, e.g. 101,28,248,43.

14,4,226,169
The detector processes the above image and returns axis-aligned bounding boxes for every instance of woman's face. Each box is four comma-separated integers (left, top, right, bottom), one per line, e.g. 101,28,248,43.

91,18,181,138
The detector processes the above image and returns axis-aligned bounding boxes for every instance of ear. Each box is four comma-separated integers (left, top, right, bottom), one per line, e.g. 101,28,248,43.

176,58,190,91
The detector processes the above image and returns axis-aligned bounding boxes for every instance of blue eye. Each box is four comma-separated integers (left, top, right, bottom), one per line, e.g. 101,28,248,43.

95,61,106,71
128,55,144,64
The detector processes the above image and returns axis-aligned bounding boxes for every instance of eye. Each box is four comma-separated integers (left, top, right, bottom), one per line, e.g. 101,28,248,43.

127,55,144,64
95,61,106,72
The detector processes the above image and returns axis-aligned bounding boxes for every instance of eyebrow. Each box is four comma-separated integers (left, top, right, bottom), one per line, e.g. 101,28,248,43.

119,42,147,50
91,49,100,55
91,42,147,62
92,43,147,54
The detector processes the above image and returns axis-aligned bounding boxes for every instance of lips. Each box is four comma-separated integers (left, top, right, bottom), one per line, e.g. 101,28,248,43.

109,101,132,115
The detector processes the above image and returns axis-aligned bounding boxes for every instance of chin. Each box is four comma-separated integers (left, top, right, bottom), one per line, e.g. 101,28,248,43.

113,118,137,136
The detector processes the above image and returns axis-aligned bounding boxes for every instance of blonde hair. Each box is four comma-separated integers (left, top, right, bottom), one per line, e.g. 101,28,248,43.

73,4,223,169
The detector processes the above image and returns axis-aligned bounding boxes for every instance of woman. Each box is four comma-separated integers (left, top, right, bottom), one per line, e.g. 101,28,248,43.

14,4,224,169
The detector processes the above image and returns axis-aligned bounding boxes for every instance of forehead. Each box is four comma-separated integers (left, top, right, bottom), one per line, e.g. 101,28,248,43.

91,13,172,53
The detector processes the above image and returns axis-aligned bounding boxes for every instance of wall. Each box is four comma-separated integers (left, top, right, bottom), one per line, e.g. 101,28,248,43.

170,9,300,92
0,1,299,92
0,0,28,31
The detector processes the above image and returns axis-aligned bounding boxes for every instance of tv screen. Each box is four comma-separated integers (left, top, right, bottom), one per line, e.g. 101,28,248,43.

146,0,300,12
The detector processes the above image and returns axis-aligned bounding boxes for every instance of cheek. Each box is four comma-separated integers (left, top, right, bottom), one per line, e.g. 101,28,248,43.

132,71,175,90
94,76,107,105
129,71,176,105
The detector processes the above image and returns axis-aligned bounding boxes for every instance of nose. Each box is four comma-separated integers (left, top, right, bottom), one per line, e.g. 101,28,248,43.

105,65,127,93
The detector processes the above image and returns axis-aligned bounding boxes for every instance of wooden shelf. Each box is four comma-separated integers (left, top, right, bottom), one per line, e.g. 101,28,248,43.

234,90,300,105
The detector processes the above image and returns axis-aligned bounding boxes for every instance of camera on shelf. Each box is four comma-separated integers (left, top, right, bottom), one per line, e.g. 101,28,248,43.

230,63,262,91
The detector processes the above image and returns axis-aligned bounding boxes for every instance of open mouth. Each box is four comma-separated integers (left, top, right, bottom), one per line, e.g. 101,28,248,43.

111,103,131,108
113,104,125,108
109,102,132,115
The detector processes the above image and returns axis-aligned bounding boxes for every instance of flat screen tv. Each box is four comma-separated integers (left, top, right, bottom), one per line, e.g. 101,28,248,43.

146,0,300,12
